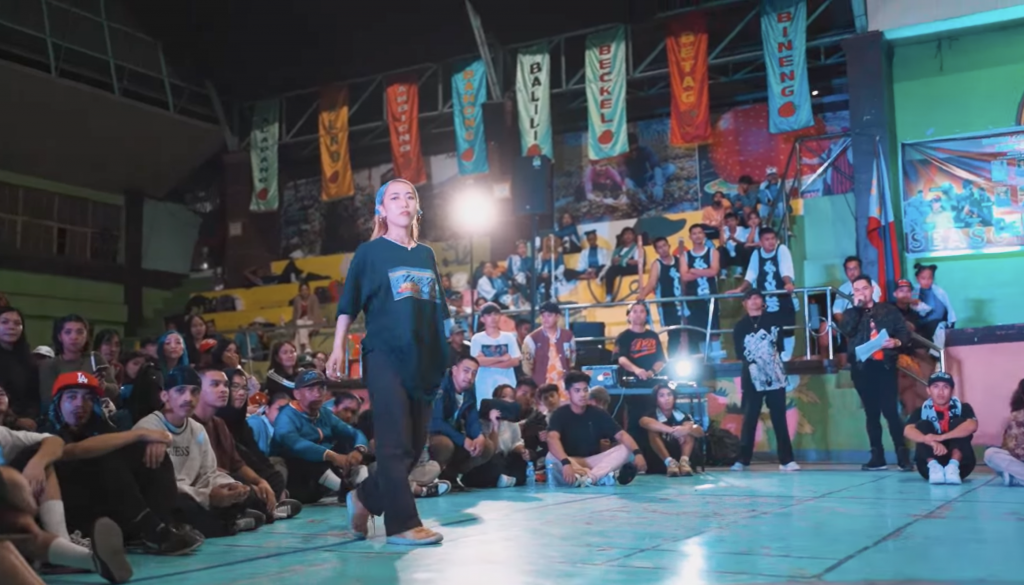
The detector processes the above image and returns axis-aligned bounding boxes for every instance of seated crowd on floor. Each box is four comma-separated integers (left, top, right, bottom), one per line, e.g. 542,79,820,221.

0,270,1021,583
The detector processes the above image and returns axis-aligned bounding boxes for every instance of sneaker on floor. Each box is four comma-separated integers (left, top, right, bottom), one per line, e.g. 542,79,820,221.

896,448,914,472
593,473,616,487
172,523,205,543
91,518,133,584
666,459,682,477
1002,472,1023,487
678,458,694,477
779,461,801,472
730,462,746,471
861,456,888,471
274,499,303,520
350,465,369,487
496,474,517,488
928,461,945,485
418,480,452,498
385,527,443,546
617,463,638,485
943,462,962,485
143,524,203,556
575,474,591,488
235,509,266,532
69,530,92,551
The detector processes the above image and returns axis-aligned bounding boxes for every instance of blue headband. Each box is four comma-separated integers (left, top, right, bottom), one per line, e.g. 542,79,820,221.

375,180,422,217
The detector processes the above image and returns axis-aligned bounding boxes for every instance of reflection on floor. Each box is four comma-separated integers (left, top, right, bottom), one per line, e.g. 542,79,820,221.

45,465,1023,585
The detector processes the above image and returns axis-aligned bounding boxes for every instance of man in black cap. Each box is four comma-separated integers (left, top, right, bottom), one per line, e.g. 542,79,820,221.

271,369,369,504
521,302,576,394
731,289,799,472
903,372,977,484
840,275,913,472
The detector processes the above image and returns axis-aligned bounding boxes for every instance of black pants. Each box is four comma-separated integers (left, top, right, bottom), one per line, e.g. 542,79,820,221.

283,439,354,504
851,360,904,454
356,351,434,536
174,492,245,538
657,302,683,358
913,419,976,479
54,443,178,539
604,265,636,301
461,451,528,488
738,387,794,465
718,245,746,271
236,443,286,500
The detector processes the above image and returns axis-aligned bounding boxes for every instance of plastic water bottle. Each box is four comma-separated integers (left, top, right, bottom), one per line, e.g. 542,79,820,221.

526,460,537,487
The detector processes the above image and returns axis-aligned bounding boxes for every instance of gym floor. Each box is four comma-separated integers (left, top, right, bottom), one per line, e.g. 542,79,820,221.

44,465,1022,584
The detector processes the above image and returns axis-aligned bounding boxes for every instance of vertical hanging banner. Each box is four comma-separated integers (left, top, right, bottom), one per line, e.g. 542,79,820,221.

249,99,280,212
667,14,711,145
761,0,814,134
319,85,355,200
516,44,553,159
451,59,489,176
386,80,428,185
585,26,628,160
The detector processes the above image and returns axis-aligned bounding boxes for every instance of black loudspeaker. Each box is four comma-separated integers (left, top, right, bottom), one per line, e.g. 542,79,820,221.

511,155,553,216
572,322,610,367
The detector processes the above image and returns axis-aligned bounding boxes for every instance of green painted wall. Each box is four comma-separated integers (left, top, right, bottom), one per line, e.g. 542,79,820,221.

892,26,1024,326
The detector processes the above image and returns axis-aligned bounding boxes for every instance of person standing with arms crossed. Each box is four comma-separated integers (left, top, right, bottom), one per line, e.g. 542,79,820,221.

326,179,452,546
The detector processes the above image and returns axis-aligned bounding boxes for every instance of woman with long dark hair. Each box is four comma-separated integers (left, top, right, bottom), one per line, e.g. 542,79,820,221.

38,314,119,412
93,329,124,385
264,340,298,398
181,314,209,366
0,307,40,428
326,179,451,546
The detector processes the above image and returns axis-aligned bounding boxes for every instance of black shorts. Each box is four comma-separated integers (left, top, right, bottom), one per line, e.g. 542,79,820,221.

686,298,721,334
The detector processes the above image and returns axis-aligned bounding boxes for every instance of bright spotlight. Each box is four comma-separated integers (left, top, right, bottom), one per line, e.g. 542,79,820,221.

452,187,496,233
811,90,820,96
673,359,694,378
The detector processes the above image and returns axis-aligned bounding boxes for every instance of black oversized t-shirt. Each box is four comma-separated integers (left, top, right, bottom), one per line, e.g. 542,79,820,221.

643,408,693,446
337,238,451,400
614,329,666,374
547,404,622,458
906,402,976,432
732,312,787,392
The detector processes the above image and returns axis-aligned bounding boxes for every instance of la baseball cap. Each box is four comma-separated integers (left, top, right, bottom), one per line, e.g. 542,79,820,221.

52,371,101,398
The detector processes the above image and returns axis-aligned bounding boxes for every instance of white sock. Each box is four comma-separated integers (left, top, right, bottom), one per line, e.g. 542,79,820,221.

319,469,343,491
664,457,675,467
39,500,71,540
47,537,94,571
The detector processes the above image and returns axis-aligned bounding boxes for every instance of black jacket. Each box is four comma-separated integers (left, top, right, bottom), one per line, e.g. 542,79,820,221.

840,301,910,367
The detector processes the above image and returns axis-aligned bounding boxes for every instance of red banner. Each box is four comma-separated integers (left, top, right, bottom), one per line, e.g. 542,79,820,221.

667,14,710,145
386,80,427,185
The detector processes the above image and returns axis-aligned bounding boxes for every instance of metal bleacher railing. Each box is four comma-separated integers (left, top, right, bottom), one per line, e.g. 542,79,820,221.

206,284,944,384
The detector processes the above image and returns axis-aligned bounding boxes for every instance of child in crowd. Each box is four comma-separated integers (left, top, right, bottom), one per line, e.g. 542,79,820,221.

983,379,1024,487
903,372,978,485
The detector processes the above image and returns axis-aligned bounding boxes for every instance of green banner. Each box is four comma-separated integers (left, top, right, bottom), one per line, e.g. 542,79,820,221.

250,100,280,212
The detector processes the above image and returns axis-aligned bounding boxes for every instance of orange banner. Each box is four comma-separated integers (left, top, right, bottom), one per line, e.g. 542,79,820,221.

667,13,710,145
386,80,427,185
319,85,355,200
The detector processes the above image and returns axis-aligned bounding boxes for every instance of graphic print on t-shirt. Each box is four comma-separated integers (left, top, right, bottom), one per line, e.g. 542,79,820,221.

480,343,509,358
388,266,440,302
630,337,659,359
743,325,787,391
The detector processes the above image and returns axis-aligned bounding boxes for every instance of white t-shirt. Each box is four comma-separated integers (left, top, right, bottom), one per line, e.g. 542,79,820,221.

470,330,521,408
0,426,52,466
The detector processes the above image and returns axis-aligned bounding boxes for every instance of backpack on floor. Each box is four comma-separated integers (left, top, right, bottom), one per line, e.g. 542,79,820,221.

704,422,741,467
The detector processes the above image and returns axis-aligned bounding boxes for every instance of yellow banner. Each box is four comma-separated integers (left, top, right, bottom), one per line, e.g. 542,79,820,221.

320,85,355,200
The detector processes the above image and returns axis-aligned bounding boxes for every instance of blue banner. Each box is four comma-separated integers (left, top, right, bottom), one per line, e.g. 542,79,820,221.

452,60,489,176
761,0,813,134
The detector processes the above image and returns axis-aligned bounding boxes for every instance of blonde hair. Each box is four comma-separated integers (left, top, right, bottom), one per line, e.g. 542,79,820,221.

369,179,420,241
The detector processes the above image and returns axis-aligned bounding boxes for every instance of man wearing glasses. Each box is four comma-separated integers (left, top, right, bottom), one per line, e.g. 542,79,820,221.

271,370,369,504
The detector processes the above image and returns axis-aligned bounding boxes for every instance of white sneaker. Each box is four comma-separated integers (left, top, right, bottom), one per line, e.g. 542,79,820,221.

944,462,962,485
69,530,92,551
730,462,746,472
496,474,516,488
928,461,945,484
575,474,591,488
779,461,801,472
594,473,616,486
350,465,369,486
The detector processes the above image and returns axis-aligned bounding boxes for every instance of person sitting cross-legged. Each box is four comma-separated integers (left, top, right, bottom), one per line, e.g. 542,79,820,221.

0,466,132,584
545,370,647,487
429,357,495,487
903,372,978,485
192,367,302,521
461,384,530,488
639,383,704,477
44,371,202,555
133,366,260,538
271,369,369,504
984,379,1024,487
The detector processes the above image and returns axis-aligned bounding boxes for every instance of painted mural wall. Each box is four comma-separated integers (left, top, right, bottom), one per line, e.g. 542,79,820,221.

892,26,1024,328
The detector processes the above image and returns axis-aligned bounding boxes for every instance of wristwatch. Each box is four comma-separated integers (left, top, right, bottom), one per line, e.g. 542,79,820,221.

632,449,643,456
560,458,571,466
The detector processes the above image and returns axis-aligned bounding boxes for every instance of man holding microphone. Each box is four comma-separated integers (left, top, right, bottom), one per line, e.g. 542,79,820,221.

840,275,913,472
